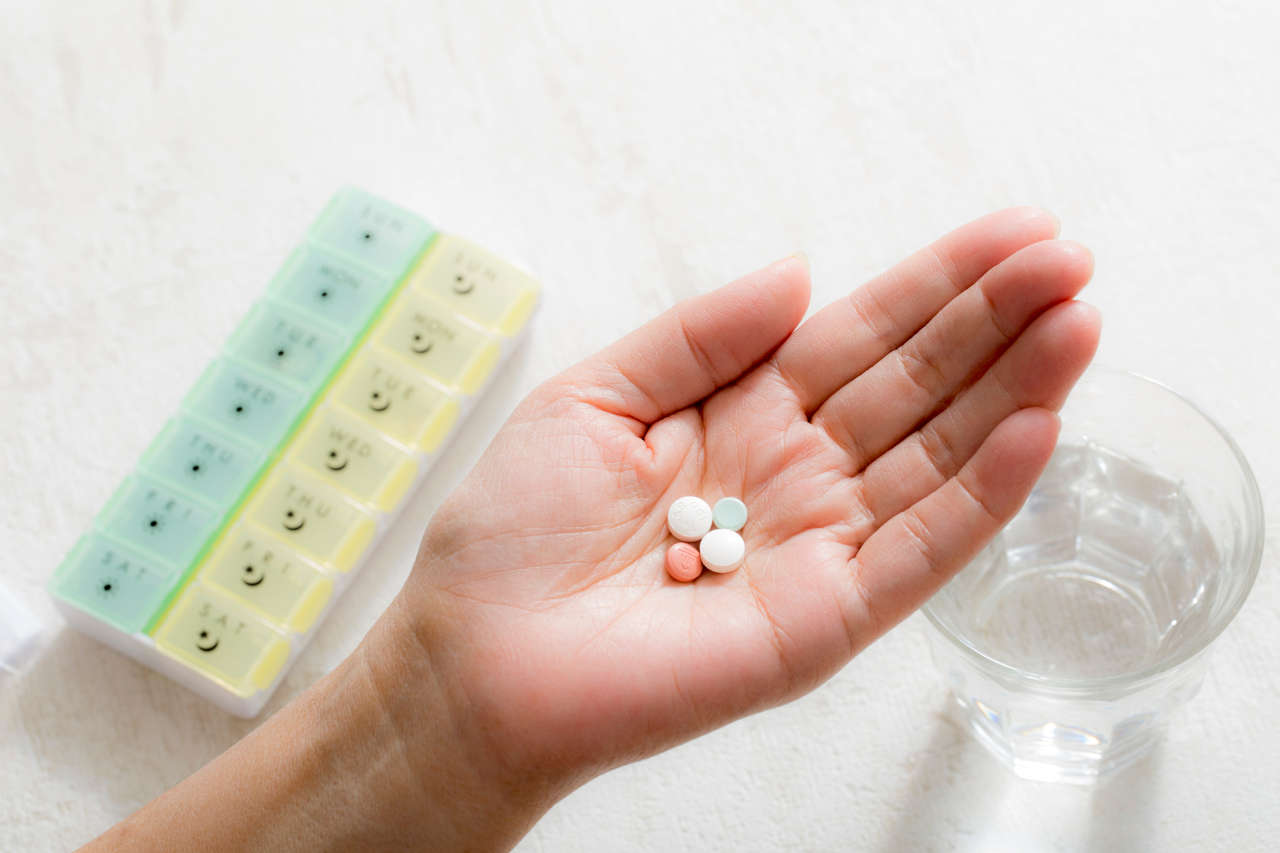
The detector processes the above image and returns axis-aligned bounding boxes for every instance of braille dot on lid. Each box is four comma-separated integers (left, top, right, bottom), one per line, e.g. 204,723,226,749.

319,290,329,299
199,631,208,638
276,349,286,358
102,583,112,591
286,510,295,517
234,405,245,413
243,565,253,573
328,450,337,458
413,333,422,340
362,231,373,241
191,464,200,472
371,391,381,399
455,274,463,281
148,519,158,528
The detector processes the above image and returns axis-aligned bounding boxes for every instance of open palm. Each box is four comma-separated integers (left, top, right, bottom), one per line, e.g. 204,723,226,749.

396,208,1099,783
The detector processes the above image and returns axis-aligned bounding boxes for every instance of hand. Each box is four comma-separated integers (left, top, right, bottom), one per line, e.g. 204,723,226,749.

384,207,1100,799
88,209,1099,853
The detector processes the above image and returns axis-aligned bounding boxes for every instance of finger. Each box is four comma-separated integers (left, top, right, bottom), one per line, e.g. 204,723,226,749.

813,239,1092,468
856,300,1101,537
559,255,811,426
849,408,1060,633
772,206,1059,414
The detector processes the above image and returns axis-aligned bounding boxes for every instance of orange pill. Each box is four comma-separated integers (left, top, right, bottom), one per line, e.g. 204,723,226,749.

665,542,703,582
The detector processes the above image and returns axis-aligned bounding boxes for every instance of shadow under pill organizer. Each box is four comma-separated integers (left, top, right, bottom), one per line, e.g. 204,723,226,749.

48,188,539,717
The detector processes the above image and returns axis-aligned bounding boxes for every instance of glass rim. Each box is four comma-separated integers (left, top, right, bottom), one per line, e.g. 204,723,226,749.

922,366,1266,693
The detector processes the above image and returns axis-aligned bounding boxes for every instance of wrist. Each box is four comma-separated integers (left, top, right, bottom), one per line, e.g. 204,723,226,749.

84,594,539,853
340,591,558,851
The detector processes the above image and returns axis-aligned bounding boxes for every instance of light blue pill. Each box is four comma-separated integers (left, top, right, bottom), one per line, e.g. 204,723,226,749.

712,497,748,532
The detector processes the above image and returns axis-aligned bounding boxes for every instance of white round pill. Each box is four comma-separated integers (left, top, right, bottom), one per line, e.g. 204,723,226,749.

667,496,713,542
699,528,745,573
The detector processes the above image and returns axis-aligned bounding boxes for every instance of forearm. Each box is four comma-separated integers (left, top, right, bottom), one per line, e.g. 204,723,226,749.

82,598,547,853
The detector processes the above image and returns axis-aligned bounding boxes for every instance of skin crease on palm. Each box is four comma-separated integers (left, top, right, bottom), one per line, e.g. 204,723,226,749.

83,207,1101,853
389,205,1102,795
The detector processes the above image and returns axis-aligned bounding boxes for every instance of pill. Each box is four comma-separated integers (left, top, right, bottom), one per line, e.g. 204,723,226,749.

712,497,748,532
700,528,745,573
665,542,703,582
667,496,712,542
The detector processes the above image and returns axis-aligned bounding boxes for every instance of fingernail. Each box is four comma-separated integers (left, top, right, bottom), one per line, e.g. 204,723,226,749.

789,250,809,271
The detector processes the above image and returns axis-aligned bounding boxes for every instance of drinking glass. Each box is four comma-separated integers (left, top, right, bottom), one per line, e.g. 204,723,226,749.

922,368,1264,784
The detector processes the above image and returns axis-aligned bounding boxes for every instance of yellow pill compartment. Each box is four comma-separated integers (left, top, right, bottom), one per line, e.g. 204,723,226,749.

242,465,376,571
407,234,538,336
290,407,417,511
330,349,461,452
372,290,500,393
155,584,291,696
198,524,333,632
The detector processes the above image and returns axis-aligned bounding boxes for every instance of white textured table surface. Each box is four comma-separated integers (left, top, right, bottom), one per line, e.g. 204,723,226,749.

2,2,1277,850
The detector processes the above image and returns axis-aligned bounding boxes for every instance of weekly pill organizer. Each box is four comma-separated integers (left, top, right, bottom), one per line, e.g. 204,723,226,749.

48,188,539,717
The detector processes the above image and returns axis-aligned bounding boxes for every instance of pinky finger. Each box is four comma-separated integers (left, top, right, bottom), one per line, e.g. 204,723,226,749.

849,408,1060,634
